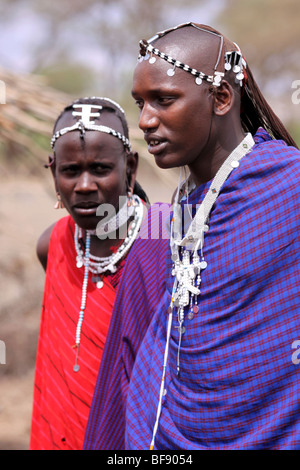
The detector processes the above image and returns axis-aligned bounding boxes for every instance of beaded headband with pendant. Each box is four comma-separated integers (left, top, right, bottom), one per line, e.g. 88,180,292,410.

50,98,131,152
138,22,246,88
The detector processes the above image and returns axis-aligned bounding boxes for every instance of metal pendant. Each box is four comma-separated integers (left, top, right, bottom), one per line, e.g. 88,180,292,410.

178,325,185,334
92,274,103,288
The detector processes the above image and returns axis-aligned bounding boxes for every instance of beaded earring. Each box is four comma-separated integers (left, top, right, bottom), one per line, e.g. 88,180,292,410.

127,186,134,207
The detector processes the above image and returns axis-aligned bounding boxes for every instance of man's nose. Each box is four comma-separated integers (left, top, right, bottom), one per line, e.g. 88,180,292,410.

74,171,98,192
138,103,159,133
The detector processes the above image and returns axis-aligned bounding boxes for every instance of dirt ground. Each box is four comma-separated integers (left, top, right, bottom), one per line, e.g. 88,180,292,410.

0,174,61,450
0,165,174,450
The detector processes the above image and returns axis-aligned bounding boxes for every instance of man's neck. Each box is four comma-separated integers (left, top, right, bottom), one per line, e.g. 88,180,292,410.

190,128,246,187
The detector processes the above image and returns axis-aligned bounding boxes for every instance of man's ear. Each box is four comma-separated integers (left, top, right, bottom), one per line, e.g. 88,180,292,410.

126,151,139,190
213,80,234,116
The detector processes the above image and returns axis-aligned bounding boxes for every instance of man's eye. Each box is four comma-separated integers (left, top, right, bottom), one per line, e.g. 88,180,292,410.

61,166,78,174
135,100,143,110
93,164,112,174
158,96,174,105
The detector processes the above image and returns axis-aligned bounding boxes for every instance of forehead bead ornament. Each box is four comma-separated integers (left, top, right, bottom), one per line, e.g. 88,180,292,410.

50,100,131,152
149,51,156,64
167,65,176,77
80,96,126,115
139,41,218,86
72,103,103,125
139,22,246,88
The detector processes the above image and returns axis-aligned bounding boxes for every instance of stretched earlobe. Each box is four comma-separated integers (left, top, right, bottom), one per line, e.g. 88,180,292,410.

127,186,134,207
54,193,64,210
44,154,55,169
126,151,139,192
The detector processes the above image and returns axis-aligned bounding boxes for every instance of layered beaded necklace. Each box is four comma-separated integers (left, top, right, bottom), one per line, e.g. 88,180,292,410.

150,133,255,449
73,194,144,372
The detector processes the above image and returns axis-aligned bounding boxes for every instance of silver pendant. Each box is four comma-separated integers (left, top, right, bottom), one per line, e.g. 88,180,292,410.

92,274,103,288
73,364,80,372
200,260,207,269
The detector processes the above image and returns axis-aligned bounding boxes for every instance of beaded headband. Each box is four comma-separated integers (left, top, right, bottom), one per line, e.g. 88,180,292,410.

51,97,131,152
138,22,246,88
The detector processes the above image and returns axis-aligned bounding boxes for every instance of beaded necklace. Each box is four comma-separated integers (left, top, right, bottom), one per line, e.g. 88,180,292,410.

150,133,255,449
73,194,144,372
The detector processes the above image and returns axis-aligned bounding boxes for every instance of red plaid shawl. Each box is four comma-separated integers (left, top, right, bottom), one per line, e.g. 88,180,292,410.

30,216,118,450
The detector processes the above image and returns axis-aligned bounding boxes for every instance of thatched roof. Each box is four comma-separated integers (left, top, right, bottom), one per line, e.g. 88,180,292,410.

0,67,72,174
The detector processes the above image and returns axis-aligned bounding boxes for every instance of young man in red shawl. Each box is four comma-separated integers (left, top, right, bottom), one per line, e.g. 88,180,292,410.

30,97,147,450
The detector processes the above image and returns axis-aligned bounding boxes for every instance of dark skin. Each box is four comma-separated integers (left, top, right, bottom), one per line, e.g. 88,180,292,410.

37,110,138,271
132,27,245,187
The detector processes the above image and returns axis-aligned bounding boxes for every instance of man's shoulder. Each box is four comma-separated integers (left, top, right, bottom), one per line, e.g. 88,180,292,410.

252,128,300,162
244,133,300,182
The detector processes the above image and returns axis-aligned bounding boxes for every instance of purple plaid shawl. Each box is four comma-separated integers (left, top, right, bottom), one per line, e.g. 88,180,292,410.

85,129,300,450
84,202,170,449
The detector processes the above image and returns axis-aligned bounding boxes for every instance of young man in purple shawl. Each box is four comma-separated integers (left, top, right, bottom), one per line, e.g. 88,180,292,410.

84,23,300,450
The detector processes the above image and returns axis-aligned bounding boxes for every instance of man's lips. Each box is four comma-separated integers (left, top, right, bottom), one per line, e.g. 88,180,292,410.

74,201,99,208
145,135,168,155
73,201,99,215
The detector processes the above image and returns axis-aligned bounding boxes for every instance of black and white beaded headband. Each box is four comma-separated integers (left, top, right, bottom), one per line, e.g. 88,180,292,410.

51,101,131,152
138,22,246,88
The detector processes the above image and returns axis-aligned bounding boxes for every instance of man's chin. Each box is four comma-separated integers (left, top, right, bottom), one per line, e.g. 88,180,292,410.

73,214,99,233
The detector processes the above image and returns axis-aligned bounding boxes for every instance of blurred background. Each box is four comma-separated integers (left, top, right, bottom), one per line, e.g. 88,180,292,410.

0,0,299,450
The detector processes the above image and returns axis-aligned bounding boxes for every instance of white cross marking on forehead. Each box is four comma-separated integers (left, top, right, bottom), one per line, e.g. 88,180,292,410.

72,104,103,126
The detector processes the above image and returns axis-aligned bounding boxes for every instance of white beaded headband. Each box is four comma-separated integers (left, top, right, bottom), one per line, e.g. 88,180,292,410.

138,22,246,87
51,98,131,152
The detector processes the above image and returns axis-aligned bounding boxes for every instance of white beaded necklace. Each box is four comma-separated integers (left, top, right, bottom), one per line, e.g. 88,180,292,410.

74,195,144,285
150,132,255,450
73,194,144,372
